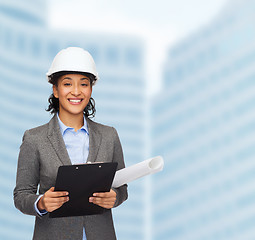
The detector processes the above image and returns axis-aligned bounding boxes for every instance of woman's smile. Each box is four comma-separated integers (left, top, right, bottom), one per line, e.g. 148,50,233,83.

68,98,84,104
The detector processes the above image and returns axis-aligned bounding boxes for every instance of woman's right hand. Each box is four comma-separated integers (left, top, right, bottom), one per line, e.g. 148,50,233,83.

37,187,69,212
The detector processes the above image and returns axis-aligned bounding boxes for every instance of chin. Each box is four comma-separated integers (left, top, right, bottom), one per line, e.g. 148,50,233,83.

70,110,85,115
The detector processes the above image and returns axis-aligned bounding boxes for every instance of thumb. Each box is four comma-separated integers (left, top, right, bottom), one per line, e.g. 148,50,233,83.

49,187,55,192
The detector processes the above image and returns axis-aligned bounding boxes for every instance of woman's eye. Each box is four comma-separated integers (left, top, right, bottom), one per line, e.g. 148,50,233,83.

81,83,88,86
64,83,71,86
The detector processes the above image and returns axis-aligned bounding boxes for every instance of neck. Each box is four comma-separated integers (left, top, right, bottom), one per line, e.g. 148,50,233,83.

58,111,84,131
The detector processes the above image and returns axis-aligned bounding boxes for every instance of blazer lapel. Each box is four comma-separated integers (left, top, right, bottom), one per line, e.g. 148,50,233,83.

86,118,102,163
47,114,72,166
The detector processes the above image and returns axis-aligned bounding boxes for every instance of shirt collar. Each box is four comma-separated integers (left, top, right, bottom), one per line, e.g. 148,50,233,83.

57,114,89,136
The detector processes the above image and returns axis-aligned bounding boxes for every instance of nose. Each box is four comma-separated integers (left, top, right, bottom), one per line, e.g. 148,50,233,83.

71,84,81,96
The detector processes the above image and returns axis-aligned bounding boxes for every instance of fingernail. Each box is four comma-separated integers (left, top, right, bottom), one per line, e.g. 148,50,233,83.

93,193,97,197
89,197,93,202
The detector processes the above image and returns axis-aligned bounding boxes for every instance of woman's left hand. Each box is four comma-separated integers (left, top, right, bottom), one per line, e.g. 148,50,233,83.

89,189,116,209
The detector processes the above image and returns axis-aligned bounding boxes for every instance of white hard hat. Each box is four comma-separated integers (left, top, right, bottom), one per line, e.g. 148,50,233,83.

46,47,99,84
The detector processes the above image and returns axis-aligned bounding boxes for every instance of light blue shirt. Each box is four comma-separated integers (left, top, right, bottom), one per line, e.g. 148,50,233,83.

57,114,89,165
35,114,89,239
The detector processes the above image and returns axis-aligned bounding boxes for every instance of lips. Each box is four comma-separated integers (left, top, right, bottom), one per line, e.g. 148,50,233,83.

68,98,83,104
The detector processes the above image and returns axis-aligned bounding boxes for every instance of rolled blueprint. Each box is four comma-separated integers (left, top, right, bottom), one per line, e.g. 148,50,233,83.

112,156,164,188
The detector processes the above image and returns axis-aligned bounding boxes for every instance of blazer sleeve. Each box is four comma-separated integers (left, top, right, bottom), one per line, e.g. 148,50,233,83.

13,130,41,217
111,127,128,208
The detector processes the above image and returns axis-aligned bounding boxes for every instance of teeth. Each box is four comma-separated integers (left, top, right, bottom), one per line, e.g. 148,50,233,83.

69,99,81,103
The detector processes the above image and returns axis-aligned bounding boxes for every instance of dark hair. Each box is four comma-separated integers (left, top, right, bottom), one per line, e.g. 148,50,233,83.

46,71,96,118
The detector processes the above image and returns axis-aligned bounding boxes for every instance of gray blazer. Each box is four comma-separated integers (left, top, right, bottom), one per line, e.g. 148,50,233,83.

14,114,128,240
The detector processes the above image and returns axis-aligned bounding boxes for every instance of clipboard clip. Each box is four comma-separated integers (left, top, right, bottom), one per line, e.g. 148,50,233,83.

86,161,103,168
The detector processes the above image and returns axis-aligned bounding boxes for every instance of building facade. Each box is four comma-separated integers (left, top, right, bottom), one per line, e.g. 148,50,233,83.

151,0,255,239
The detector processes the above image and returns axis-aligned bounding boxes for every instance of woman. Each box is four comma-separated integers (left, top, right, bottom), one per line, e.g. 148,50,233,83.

14,47,128,240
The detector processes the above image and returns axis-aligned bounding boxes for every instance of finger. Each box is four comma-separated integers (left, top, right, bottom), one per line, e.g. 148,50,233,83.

52,191,69,197
93,189,116,197
92,192,107,197
93,192,113,198
43,196,69,208
45,196,69,204
89,197,115,207
45,187,68,197
89,197,115,203
47,191,69,198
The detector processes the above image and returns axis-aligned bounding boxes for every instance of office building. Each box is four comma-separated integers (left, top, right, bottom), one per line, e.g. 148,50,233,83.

151,0,255,239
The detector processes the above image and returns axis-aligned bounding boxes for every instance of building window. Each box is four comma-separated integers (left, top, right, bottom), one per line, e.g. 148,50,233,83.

16,32,26,54
4,28,13,49
47,41,61,60
125,47,140,68
86,46,99,63
31,37,41,57
105,46,118,65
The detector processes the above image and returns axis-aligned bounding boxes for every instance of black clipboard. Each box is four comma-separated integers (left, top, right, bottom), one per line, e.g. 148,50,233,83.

49,162,118,218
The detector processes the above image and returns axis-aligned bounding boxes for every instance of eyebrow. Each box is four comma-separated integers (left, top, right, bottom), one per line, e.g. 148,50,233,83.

62,77,90,81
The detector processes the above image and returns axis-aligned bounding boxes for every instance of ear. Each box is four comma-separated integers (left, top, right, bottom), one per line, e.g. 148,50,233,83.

53,85,59,98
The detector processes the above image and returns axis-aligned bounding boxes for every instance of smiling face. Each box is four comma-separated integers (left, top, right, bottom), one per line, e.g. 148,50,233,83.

53,73,92,119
